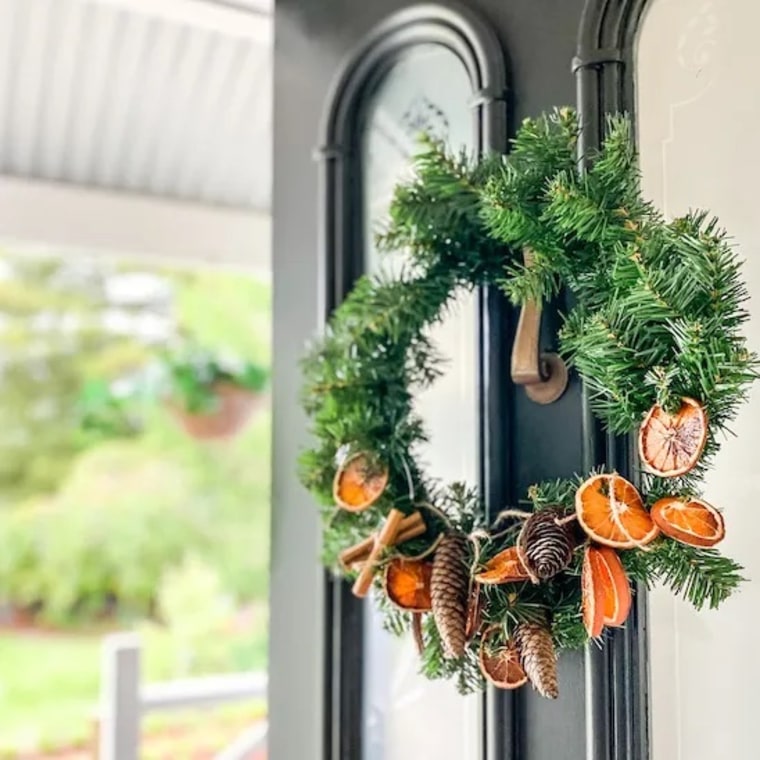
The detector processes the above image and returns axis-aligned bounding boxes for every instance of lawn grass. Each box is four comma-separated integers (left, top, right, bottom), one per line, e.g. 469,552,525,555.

0,632,101,753
0,626,267,755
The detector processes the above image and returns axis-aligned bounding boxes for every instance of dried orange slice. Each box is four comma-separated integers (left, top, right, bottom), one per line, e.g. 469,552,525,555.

478,626,528,690
474,546,531,584
384,558,433,611
651,497,725,548
575,474,659,548
582,546,606,638
595,546,632,627
639,397,708,478
333,452,388,511
582,545,632,635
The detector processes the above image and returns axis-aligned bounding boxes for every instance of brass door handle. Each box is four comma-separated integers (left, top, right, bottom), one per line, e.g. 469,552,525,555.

510,250,568,405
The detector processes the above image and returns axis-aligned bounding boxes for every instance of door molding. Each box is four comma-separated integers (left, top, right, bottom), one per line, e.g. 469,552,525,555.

576,0,649,148
315,4,508,759
575,3,652,759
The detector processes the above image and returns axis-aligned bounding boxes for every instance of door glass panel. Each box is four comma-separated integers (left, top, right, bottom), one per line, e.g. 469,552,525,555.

359,44,481,760
638,2,760,757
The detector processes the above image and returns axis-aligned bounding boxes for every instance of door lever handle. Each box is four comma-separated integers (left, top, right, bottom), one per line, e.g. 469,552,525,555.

510,250,568,405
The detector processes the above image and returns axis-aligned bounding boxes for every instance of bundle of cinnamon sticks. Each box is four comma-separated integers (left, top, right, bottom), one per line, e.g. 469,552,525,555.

340,509,426,597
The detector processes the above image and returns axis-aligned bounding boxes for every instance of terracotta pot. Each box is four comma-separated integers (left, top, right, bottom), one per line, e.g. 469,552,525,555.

169,381,263,440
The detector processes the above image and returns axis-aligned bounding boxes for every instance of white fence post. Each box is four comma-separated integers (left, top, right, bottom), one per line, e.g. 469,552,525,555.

100,633,141,760
97,630,267,759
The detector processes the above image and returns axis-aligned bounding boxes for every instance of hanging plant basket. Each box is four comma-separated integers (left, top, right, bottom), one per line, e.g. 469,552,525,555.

78,341,269,442
168,381,263,440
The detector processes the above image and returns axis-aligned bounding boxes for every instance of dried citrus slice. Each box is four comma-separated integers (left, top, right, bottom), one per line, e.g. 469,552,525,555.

333,452,388,511
595,546,632,627
651,497,725,548
576,473,659,548
478,626,528,690
474,546,531,584
384,558,433,611
639,397,708,478
582,546,606,638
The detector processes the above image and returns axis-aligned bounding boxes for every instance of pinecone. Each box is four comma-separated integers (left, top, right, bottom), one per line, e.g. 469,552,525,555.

515,622,559,699
431,532,470,659
517,508,574,581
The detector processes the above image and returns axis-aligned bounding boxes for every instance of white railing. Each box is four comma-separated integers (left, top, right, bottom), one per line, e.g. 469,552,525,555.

98,632,267,760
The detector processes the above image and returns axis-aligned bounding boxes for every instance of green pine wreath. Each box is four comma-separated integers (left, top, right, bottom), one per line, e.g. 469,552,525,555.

299,108,757,697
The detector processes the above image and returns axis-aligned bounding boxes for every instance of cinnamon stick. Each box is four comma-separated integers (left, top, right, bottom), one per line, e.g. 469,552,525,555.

339,511,425,568
412,612,425,655
342,519,429,573
390,519,428,549
341,523,428,572
352,508,404,598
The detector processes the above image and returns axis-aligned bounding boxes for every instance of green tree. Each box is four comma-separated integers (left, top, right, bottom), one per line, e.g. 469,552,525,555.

0,249,272,621
0,251,271,504
0,252,171,502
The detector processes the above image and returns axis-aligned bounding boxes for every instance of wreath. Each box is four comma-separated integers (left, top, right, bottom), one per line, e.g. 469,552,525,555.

299,109,756,698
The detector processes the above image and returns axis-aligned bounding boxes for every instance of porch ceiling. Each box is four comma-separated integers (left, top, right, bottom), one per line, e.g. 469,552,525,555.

0,0,272,212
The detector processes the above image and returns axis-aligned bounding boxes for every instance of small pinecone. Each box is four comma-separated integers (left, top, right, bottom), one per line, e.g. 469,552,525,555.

431,532,470,659
515,622,559,699
517,508,574,581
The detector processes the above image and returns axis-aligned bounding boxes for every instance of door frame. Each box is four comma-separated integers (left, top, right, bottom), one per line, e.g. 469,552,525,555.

574,2,653,758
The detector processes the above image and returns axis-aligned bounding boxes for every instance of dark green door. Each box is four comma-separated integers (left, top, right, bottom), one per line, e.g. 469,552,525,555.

270,1,649,759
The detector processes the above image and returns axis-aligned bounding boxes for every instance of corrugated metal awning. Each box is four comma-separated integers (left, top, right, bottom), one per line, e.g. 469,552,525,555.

0,0,271,211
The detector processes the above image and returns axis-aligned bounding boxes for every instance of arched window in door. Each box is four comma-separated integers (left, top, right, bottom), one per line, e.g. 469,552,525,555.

317,7,507,758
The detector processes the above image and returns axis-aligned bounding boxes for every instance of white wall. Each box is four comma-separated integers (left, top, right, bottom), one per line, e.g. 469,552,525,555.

638,1,760,757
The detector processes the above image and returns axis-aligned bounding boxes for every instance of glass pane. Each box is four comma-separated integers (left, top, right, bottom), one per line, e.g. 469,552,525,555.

359,44,481,760
638,2,760,758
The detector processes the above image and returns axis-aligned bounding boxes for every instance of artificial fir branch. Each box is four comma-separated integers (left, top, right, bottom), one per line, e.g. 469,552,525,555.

435,482,484,534
621,538,745,610
551,601,590,651
373,583,412,637
377,136,507,283
420,615,485,694
525,479,578,513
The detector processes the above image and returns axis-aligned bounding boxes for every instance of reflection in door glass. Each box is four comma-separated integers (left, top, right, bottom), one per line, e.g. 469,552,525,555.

638,1,760,758
359,44,481,760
